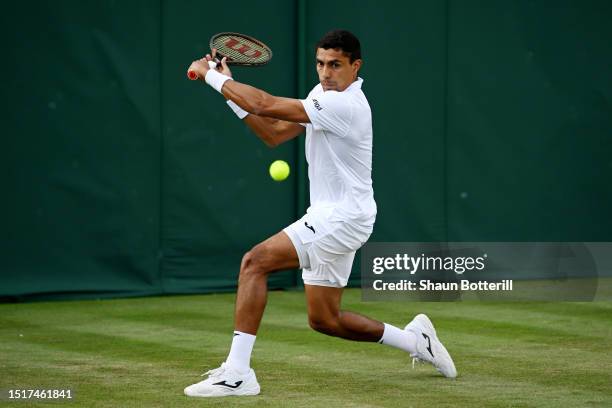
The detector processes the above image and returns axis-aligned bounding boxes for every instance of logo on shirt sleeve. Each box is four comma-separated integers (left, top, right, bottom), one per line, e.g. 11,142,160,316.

312,99,323,111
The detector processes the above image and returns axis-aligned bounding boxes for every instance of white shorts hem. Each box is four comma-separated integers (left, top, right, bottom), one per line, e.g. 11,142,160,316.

302,278,346,288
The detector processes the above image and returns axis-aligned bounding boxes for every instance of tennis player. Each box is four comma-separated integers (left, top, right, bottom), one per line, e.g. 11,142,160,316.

184,30,456,398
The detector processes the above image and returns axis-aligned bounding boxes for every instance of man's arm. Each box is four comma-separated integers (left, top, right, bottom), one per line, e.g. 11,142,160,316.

188,55,310,123
242,115,304,148
187,54,308,147
222,81,310,124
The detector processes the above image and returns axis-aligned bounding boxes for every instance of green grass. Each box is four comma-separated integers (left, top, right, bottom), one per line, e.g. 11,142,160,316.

1,290,611,407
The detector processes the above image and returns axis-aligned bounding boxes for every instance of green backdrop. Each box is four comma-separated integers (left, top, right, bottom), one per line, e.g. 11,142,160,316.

2,0,611,301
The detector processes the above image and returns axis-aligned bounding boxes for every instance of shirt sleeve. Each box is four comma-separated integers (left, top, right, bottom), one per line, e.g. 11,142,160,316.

300,91,352,137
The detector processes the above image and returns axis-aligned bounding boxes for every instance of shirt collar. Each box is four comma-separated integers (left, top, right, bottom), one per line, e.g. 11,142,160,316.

346,77,363,91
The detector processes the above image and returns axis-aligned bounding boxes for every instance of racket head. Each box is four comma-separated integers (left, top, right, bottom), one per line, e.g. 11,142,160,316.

210,32,272,66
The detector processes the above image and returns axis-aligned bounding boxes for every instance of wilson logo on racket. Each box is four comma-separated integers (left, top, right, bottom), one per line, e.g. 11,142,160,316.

224,38,263,58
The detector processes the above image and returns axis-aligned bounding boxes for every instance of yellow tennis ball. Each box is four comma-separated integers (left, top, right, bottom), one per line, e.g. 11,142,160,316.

269,160,290,181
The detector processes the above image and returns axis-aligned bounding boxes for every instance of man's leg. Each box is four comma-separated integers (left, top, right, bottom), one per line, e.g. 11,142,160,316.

222,230,299,374
184,231,299,398
304,284,417,349
234,230,299,334
304,284,384,341
304,284,457,378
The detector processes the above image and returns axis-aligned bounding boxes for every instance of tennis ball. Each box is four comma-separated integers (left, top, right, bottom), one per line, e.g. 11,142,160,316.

269,160,290,181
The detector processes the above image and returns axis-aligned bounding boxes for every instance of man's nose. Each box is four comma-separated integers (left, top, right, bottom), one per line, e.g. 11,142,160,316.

322,66,331,78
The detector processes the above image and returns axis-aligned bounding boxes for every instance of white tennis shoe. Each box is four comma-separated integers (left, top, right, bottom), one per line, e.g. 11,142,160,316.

184,362,260,397
405,314,457,378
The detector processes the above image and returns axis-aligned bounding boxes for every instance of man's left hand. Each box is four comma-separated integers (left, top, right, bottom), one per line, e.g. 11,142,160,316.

188,48,233,81
187,57,212,81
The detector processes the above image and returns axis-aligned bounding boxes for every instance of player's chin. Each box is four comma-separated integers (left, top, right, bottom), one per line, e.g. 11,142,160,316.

321,83,338,91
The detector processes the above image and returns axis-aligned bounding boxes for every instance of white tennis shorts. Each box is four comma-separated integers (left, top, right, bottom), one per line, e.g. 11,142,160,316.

283,207,373,288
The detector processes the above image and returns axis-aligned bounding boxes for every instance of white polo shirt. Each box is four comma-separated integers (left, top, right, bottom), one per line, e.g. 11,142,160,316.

300,77,376,228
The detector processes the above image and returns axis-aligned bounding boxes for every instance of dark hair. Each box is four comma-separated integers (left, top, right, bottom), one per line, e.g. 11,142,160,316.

315,30,361,62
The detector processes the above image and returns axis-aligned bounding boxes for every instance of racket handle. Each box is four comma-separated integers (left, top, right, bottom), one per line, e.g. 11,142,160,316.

188,60,219,80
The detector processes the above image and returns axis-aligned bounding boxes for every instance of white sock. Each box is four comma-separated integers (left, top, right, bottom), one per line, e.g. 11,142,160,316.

225,331,256,373
378,323,417,354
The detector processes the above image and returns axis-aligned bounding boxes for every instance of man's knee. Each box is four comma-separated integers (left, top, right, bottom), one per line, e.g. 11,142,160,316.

308,313,339,336
240,243,270,280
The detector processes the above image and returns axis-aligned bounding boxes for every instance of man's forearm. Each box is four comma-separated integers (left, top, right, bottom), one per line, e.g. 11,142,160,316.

243,115,282,147
220,79,309,123
222,80,273,116
213,75,305,146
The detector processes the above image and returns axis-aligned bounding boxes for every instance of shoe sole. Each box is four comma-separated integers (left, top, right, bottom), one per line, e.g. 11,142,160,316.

184,385,260,398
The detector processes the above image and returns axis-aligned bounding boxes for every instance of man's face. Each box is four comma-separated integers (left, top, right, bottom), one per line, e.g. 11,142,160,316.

316,48,362,92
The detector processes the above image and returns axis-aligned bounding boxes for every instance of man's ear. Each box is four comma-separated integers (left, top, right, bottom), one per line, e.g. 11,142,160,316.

352,59,362,75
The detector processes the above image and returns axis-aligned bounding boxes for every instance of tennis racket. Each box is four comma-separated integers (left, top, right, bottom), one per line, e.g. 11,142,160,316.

187,32,273,80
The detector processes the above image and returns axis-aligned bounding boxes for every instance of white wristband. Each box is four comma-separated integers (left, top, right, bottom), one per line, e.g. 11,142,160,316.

205,69,231,94
226,99,249,119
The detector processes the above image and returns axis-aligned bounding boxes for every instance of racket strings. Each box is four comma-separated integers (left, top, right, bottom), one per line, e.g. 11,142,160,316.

212,35,271,64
